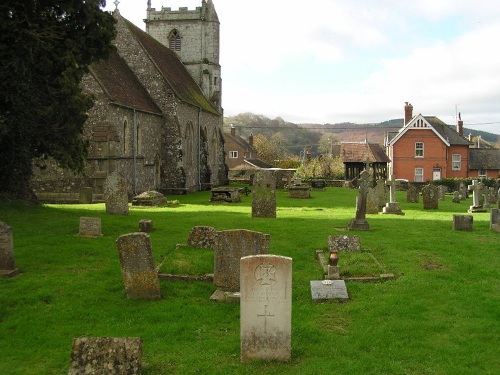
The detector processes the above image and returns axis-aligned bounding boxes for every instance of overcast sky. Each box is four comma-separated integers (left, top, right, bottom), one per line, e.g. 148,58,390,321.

103,0,500,135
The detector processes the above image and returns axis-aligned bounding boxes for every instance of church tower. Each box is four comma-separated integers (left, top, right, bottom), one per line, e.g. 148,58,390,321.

145,1,222,112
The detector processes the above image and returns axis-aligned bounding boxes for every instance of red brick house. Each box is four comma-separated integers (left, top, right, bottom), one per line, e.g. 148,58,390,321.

223,126,259,169
386,103,471,182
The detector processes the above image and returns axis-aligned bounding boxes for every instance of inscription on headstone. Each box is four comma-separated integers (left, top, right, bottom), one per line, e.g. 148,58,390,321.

68,337,143,375
78,217,102,238
104,171,129,215
252,171,276,218
116,233,161,300
240,254,292,363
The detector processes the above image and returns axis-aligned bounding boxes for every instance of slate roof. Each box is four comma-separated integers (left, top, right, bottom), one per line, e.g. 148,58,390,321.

90,50,161,114
469,149,500,169
245,159,274,169
340,142,391,163
224,133,257,153
123,19,219,115
423,116,471,146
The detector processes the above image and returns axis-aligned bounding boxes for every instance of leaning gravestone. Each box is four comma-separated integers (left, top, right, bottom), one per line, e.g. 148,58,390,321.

68,337,143,375
453,215,473,231
407,184,419,203
116,233,161,300
187,226,216,249
347,170,371,230
490,208,500,232
252,170,276,218
328,235,361,252
0,221,18,278
240,254,292,363
212,230,270,301
422,184,438,210
78,217,102,238
104,171,129,215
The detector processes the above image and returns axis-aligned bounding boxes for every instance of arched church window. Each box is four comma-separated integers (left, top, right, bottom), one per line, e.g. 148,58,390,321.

123,119,129,155
169,30,181,51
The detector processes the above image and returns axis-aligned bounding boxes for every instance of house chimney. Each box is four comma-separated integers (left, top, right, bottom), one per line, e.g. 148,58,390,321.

248,133,254,147
456,112,463,136
230,124,235,136
404,102,413,125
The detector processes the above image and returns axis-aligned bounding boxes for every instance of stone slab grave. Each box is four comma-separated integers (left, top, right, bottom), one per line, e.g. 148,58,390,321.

453,215,473,231
138,219,154,233
310,280,349,301
78,217,102,238
288,184,310,199
407,184,419,203
347,170,371,230
210,187,241,202
116,232,161,300
68,337,142,375
187,226,216,249
422,184,438,210
252,170,276,218
0,221,18,278
240,254,292,363
211,229,270,302
328,235,361,252
104,171,129,215
132,190,166,206
490,208,500,232
79,187,93,204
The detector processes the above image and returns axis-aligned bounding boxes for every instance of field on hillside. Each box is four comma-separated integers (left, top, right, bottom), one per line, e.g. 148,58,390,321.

0,187,499,374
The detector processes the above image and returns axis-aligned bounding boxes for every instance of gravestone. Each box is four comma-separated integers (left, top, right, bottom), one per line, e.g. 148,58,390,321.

459,181,468,200
438,185,446,201
347,170,371,230
488,187,497,205
79,187,93,204
490,208,500,232
68,337,143,375
483,186,492,208
288,184,310,199
468,180,487,213
139,219,154,233
78,217,102,238
452,191,461,203
252,171,276,218
132,190,166,206
374,179,387,210
366,185,380,214
187,226,216,249
212,229,270,300
116,233,161,300
240,254,292,363
422,184,438,210
407,184,419,203
328,235,361,252
104,172,129,215
382,175,405,215
453,215,473,231
0,221,18,278
310,280,349,301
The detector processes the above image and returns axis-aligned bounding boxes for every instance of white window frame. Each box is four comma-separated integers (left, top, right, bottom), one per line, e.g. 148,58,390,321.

479,169,487,178
415,142,424,157
452,154,461,170
229,151,238,158
415,167,424,182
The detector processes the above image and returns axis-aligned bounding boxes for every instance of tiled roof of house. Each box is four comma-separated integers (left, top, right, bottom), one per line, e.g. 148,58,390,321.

245,159,274,169
424,116,471,146
123,18,219,115
469,149,500,169
224,133,257,153
340,142,391,163
90,50,161,114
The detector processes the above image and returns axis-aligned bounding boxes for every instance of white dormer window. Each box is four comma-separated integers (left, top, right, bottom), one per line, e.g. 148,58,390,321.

415,142,424,157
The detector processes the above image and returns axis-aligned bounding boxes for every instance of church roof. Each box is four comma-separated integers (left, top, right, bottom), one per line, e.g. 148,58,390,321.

340,142,390,163
123,19,219,115
89,50,161,114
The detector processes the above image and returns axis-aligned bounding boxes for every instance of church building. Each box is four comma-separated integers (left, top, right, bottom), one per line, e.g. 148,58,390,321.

32,1,227,202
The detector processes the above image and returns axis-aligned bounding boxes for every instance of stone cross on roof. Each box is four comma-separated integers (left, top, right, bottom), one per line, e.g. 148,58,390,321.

114,0,120,10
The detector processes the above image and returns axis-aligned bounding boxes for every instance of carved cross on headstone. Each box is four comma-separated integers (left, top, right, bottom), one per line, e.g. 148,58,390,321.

257,304,274,333
385,175,399,203
468,180,481,207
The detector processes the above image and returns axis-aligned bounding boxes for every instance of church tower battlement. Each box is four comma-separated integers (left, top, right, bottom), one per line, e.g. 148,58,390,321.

145,1,221,112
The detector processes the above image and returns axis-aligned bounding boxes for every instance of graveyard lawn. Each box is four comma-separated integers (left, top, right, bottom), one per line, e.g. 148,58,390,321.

0,188,499,374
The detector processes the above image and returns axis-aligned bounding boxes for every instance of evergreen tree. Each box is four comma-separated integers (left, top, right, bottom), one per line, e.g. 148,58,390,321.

0,0,116,200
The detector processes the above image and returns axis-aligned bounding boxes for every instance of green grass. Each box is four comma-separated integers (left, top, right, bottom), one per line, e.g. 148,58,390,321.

0,188,499,374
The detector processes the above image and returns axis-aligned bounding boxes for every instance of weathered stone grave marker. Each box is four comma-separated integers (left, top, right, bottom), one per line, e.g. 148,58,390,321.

382,175,405,215
240,254,292,363
438,185,446,201
453,215,473,231
490,208,500,232
328,235,361,252
116,232,161,300
187,226,216,249
422,184,438,210
252,170,276,218
0,221,18,278
104,171,129,215
366,180,385,214
407,184,419,203
78,217,102,238
68,337,143,375
347,170,371,230
212,229,270,301
468,180,487,213
138,219,154,233
452,191,461,203
459,181,468,200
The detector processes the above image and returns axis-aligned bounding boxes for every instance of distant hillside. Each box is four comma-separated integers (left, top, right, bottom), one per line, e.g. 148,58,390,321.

224,113,499,157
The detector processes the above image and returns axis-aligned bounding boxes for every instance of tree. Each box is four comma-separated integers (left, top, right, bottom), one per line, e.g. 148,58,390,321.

0,0,116,200
252,134,288,166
